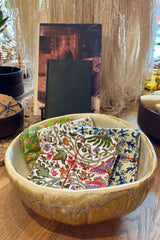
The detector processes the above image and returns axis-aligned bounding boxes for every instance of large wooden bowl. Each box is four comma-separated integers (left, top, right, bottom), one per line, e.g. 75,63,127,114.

5,113,157,225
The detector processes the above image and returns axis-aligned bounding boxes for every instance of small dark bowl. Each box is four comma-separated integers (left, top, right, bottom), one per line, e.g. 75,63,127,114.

137,100,160,140
0,66,24,98
0,103,24,138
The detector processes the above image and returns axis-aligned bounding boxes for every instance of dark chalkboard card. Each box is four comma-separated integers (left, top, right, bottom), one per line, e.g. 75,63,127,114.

45,59,93,119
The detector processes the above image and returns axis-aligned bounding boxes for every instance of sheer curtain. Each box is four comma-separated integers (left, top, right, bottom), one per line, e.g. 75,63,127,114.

8,0,156,115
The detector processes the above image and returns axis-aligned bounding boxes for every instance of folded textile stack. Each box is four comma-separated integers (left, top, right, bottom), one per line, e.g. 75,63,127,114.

19,116,70,170
37,117,94,149
19,117,93,170
28,122,118,190
20,116,141,189
74,125,141,185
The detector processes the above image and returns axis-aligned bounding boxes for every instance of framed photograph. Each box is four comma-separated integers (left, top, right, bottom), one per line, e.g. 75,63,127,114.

34,23,102,115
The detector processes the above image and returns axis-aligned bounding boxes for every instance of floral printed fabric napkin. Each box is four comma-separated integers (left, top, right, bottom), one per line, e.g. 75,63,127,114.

20,116,70,171
20,117,93,171
38,117,94,149
73,126,141,185
68,117,94,127
27,123,118,190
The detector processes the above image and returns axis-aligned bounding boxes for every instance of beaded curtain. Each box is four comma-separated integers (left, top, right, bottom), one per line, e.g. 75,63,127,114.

8,0,156,115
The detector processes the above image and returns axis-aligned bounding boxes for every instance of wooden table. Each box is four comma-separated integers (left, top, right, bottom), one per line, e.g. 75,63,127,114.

1,109,160,240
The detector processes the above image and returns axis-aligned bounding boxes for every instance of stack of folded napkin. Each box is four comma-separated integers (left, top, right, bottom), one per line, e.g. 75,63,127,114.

19,116,70,170
73,125,141,186
19,117,141,190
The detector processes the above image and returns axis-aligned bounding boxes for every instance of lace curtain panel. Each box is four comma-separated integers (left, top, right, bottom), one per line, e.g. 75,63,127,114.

8,0,156,115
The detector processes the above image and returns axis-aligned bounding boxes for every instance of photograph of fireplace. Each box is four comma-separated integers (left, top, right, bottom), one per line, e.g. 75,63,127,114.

35,23,102,115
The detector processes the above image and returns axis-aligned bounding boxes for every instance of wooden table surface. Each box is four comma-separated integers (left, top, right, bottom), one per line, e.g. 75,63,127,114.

1,110,160,240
